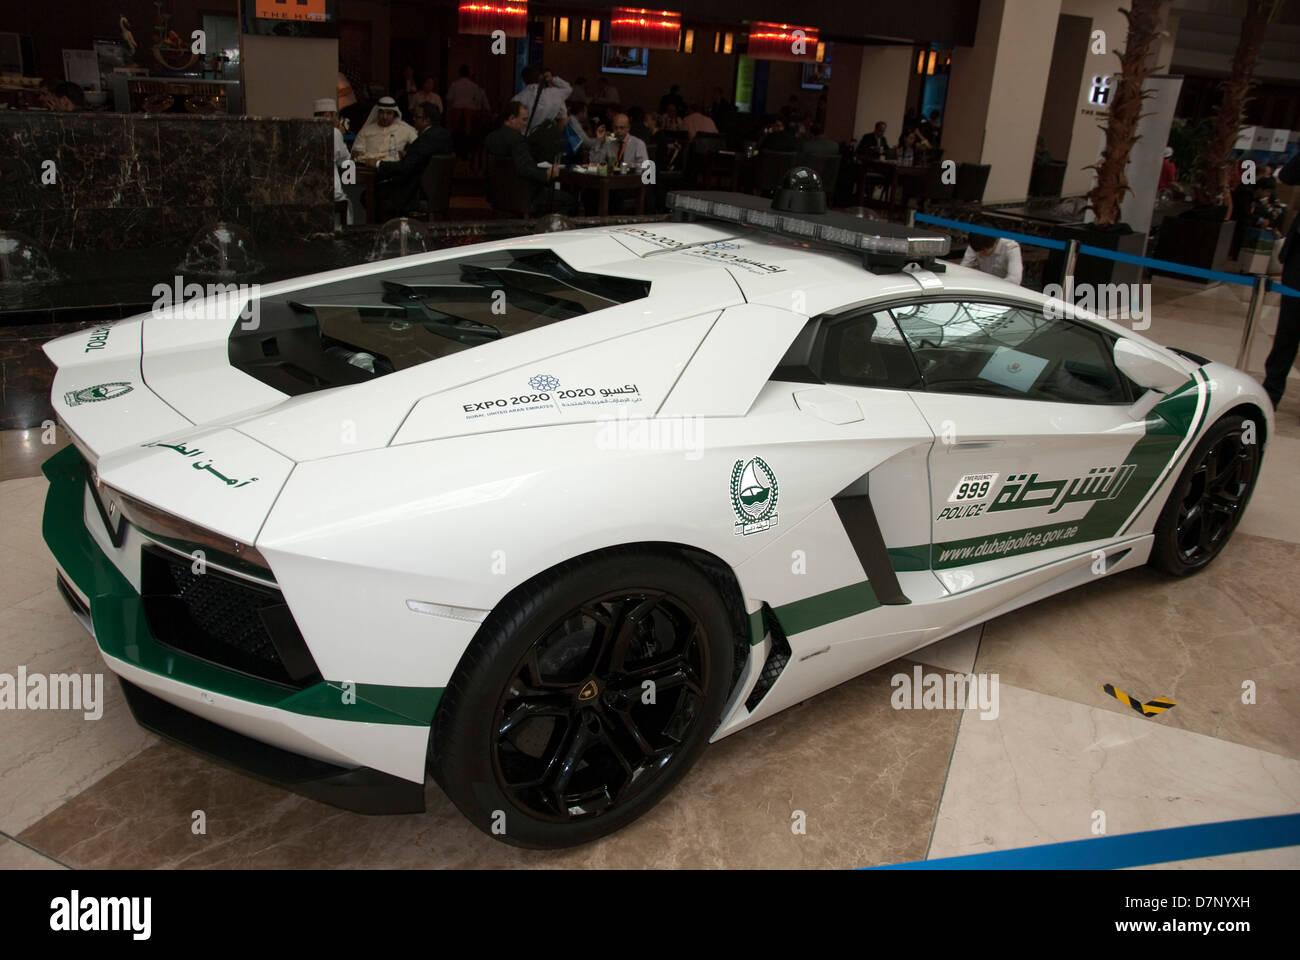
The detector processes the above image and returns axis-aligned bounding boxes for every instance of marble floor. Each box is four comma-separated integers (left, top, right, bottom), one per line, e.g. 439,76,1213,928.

0,275,1296,869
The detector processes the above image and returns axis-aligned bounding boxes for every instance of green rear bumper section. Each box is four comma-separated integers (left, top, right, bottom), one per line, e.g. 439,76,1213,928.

41,445,443,728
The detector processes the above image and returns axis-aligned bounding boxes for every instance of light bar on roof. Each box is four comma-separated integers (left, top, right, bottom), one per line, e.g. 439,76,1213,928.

665,191,950,263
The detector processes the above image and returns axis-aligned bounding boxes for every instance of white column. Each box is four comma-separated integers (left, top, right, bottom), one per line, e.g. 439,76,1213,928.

944,0,1063,203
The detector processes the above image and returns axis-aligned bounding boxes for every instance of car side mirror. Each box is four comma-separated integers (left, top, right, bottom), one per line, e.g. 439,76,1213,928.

1113,339,1190,420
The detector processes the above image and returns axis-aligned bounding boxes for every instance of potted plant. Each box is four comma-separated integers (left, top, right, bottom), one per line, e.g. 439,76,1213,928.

1049,0,1167,287
1154,0,1286,273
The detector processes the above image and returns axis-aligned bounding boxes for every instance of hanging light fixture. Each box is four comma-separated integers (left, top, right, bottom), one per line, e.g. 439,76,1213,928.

746,21,819,62
609,8,682,50
457,2,528,38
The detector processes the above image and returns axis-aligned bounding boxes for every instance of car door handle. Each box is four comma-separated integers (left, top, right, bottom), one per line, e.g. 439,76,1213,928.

792,389,864,425
945,440,1004,450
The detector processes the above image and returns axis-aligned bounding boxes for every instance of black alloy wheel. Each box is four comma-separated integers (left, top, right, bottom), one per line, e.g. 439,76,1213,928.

430,549,735,848
492,590,709,822
1151,414,1262,575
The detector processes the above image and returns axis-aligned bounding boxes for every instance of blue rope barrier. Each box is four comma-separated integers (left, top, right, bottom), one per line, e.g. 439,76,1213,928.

915,211,1300,296
869,812,1300,870
913,212,1068,251
1077,243,1256,287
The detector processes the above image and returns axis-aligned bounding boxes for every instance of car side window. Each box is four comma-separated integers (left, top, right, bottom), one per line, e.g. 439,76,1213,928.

815,310,924,390
890,300,1129,404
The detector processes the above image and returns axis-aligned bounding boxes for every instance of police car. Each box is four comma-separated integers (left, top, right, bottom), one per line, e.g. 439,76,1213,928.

42,172,1270,848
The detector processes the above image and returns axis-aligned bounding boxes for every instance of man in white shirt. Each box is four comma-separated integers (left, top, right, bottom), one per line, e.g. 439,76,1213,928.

682,105,718,140
590,113,649,171
351,96,418,161
961,233,1024,286
512,66,572,136
313,98,352,205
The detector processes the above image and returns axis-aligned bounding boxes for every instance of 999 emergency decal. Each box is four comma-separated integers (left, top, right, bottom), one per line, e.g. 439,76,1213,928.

938,472,998,522
949,473,998,503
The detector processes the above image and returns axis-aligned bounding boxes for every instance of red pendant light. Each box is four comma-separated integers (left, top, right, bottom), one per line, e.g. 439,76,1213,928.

609,8,682,50
457,2,528,37
746,21,820,62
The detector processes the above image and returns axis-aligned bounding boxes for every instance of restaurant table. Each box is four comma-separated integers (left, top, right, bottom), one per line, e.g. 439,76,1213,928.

558,168,646,216
858,159,934,214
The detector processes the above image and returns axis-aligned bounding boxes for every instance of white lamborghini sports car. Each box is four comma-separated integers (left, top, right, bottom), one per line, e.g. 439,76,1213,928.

42,180,1271,848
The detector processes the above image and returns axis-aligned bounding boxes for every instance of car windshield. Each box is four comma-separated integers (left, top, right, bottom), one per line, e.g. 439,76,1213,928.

229,249,650,396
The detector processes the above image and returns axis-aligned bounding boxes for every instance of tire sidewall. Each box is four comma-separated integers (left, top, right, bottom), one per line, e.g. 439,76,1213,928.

1152,413,1260,575
432,550,735,849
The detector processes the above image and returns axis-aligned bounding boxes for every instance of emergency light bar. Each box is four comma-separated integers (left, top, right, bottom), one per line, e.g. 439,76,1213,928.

666,190,951,273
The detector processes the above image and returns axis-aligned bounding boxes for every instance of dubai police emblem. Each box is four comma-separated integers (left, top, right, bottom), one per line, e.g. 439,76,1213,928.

64,382,133,406
730,456,778,535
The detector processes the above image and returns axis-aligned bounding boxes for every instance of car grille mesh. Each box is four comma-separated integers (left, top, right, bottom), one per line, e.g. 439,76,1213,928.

140,546,320,688
166,561,281,664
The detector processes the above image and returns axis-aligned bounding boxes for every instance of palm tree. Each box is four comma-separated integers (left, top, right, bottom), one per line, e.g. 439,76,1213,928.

1087,0,1168,227
1196,0,1287,206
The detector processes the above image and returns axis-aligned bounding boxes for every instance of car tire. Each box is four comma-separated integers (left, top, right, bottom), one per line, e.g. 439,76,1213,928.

1149,413,1262,576
429,547,735,849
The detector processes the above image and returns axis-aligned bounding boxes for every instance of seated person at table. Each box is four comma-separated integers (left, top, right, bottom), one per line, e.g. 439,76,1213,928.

485,101,574,215
370,102,453,218
627,106,652,144
564,102,597,162
899,121,933,151
857,121,890,158
799,123,839,158
759,118,799,153
352,96,418,161
961,233,1024,286
590,113,649,172
660,103,685,132
682,104,718,140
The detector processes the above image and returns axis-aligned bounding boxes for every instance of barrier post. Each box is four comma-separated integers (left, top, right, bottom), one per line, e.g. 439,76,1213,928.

1236,274,1269,370
906,208,916,228
1062,238,1079,289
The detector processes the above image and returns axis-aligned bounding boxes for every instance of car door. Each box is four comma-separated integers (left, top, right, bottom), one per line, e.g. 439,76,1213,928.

884,297,1156,593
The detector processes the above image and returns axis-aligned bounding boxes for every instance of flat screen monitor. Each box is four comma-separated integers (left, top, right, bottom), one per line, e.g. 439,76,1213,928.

802,62,831,90
601,45,649,76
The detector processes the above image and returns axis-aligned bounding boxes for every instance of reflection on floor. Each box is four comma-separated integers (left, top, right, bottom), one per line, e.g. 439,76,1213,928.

0,275,1296,868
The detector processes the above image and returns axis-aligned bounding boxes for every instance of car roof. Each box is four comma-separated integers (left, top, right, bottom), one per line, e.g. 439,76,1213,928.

586,220,1040,317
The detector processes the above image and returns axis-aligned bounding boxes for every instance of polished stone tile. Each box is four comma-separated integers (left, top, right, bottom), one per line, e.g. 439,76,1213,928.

929,683,1300,860
18,658,960,868
0,427,67,481
909,624,982,675
0,604,157,834
0,476,158,834
974,532,1300,761
0,835,67,869
1238,433,1300,544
